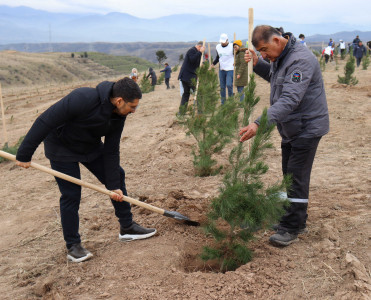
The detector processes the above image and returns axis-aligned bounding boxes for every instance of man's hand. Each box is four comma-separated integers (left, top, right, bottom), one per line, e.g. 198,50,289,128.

244,49,259,67
237,74,241,79
110,189,124,202
239,123,259,142
16,161,31,169
199,46,205,53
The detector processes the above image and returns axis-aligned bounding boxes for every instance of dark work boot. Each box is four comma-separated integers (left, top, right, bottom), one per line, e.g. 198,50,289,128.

119,222,156,242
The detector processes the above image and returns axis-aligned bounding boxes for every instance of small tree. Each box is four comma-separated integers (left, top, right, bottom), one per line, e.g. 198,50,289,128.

179,54,184,64
338,54,358,85
320,57,326,72
179,63,239,176
71,53,75,58
84,51,88,58
139,73,153,93
362,52,370,70
155,50,167,68
0,136,25,163
201,75,289,272
157,72,165,85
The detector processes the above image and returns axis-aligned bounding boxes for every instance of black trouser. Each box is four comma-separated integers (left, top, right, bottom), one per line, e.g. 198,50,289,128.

50,156,132,248
279,137,321,233
324,54,329,63
165,78,170,89
356,57,362,67
179,80,194,114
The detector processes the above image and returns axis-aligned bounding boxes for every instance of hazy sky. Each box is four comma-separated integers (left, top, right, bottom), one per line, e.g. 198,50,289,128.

1,0,370,27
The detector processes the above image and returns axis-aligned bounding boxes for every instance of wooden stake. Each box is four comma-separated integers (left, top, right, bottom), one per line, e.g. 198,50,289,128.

0,83,8,146
247,8,254,151
233,32,237,92
208,43,212,66
191,38,206,114
247,8,254,84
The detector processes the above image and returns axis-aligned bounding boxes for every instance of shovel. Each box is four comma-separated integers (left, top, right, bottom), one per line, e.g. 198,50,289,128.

0,150,200,226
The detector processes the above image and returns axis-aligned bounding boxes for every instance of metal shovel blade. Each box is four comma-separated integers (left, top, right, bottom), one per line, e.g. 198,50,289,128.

163,210,200,226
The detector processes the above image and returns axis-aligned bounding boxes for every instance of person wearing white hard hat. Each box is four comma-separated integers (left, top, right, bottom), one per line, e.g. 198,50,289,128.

210,33,234,104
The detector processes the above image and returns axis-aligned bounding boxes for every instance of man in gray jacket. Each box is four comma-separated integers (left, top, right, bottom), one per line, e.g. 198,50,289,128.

240,25,329,246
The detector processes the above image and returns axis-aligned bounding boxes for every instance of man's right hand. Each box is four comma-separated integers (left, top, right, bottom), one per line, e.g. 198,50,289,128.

110,189,124,202
16,161,31,169
244,49,259,67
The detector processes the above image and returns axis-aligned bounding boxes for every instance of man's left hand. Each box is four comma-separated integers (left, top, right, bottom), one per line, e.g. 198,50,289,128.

110,189,124,202
239,123,259,142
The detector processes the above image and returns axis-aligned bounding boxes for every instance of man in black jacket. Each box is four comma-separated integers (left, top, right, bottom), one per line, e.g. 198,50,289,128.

16,78,156,262
178,41,205,114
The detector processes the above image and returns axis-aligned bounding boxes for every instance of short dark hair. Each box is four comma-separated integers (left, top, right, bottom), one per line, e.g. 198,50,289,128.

299,34,305,39
112,77,142,102
196,41,203,46
252,25,282,47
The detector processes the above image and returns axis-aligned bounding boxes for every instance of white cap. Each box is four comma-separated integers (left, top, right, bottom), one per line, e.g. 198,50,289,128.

219,33,228,43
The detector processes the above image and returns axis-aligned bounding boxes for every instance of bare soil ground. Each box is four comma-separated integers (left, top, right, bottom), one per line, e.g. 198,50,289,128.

0,56,370,299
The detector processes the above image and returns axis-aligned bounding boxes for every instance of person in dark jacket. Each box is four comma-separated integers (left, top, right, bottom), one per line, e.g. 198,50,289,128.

16,78,156,262
353,41,367,67
146,67,157,90
240,25,329,247
160,63,172,89
178,41,205,114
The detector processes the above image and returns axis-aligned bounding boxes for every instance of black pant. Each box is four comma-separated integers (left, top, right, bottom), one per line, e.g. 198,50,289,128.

50,155,132,248
165,78,170,89
356,57,362,67
179,80,194,113
279,137,321,233
324,54,329,63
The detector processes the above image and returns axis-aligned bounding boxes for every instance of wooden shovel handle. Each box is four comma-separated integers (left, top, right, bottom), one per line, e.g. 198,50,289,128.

0,150,165,215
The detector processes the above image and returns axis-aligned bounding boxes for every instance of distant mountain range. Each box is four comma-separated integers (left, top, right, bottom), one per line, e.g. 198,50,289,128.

1,5,371,44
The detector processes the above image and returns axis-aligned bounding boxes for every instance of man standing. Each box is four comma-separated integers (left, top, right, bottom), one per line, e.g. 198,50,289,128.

160,62,172,89
298,34,307,47
16,78,156,262
240,25,329,247
211,33,234,104
353,35,360,47
353,41,367,67
178,41,205,114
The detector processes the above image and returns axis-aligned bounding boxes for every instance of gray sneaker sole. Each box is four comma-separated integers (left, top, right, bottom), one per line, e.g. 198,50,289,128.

67,252,93,263
119,229,157,242
269,236,299,247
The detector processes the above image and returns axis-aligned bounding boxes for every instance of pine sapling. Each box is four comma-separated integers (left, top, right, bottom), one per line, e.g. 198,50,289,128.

338,54,358,85
157,72,165,85
362,52,370,70
179,63,239,176
139,72,153,93
201,75,290,272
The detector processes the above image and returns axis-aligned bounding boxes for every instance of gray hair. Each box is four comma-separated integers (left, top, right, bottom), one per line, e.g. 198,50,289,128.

252,25,282,47
196,41,204,46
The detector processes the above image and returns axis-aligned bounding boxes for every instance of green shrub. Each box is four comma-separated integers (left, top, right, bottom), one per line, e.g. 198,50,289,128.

338,55,358,85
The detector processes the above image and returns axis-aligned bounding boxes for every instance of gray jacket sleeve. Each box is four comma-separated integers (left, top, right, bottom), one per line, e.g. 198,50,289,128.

255,58,315,126
253,58,271,82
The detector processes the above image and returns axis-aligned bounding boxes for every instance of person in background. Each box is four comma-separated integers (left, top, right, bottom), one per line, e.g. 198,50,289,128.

322,45,333,64
353,35,360,47
130,68,138,82
177,41,205,114
328,38,334,47
353,41,367,67
233,40,248,102
298,34,307,47
211,33,234,104
15,78,157,262
146,67,157,91
160,62,172,89
339,40,346,56
241,25,329,247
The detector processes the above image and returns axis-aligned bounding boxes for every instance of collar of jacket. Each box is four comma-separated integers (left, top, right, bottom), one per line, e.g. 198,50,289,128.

273,32,296,71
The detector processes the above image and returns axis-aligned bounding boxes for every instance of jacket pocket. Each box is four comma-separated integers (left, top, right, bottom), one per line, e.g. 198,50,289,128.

272,77,285,103
280,113,303,139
